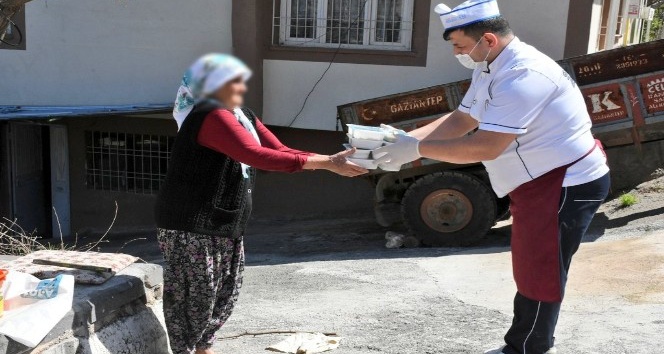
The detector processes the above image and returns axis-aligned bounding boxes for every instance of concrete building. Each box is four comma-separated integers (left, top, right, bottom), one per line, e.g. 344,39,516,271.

0,0,657,237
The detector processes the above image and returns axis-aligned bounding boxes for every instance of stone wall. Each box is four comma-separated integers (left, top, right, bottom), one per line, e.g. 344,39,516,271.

606,139,664,191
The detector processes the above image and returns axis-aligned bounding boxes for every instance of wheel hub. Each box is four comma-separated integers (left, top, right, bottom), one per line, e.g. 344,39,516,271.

420,189,473,233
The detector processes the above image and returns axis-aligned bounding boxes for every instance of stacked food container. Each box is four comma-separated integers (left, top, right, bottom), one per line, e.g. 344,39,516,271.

344,124,402,170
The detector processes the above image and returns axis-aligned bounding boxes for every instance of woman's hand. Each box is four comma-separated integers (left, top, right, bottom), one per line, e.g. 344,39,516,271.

327,148,369,177
303,149,369,177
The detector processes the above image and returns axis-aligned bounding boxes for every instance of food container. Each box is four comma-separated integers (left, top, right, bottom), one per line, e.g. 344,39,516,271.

347,124,386,141
343,144,371,159
347,134,384,150
348,157,379,170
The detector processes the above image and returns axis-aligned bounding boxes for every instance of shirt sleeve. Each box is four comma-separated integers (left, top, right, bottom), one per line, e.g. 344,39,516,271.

197,109,309,173
458,80,477,114
254,119,314,157
478,68,558,135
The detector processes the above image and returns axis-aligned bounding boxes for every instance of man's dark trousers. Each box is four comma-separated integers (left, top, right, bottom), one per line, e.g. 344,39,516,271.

503,172,611,354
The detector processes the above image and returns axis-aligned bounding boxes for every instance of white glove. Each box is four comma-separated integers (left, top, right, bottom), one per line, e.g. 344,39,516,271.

373,134,421,167
380,124,407,135
380,124,407,142
377,161,402,172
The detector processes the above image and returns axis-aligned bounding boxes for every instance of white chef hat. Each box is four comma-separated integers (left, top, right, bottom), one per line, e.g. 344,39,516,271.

434,0,501,31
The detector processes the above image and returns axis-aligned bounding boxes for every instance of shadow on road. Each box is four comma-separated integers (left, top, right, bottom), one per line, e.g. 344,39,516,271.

75,203,657,267
585,206,664,241
75,213,514,266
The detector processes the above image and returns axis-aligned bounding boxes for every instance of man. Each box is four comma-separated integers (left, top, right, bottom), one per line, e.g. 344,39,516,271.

374,1,611,353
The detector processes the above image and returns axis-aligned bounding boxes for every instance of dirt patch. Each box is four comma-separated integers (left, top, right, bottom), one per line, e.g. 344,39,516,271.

604,168,664,217
569,232,664,304
585,169,664,241
566,168,664,303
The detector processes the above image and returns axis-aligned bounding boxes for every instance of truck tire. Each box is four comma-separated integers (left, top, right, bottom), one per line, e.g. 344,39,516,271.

401,171,497,247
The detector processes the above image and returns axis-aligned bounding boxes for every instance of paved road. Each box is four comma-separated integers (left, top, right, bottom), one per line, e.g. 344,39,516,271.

84,190,664,354
208,217,664,354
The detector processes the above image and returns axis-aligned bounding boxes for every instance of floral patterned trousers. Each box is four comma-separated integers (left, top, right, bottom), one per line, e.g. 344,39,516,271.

157,229,244,354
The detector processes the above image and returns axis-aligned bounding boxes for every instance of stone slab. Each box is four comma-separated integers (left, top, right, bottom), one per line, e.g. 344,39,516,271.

0,262,164,354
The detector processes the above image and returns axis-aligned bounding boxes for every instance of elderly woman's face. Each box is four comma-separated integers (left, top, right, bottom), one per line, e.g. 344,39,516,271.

214,76,247,109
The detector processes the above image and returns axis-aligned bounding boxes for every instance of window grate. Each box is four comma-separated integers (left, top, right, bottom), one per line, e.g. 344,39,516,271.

273,0,414,50
85,131,175,194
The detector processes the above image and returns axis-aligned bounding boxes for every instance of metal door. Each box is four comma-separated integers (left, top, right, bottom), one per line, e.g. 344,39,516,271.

50,125,70,238
9,122,48,236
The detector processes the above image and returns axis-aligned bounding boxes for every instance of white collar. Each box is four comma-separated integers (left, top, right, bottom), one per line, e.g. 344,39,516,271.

485,36,521,74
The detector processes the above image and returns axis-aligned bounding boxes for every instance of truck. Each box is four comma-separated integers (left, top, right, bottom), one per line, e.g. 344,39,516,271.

337,39,664,247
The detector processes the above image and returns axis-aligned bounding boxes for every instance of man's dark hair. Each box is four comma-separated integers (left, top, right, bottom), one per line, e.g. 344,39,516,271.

443,16,512,41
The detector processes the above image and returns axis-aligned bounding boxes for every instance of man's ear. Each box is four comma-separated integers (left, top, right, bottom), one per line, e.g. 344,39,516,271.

483,33,500,48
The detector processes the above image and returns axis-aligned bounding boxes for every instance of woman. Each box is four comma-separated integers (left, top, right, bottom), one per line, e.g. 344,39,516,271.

154,54,367,354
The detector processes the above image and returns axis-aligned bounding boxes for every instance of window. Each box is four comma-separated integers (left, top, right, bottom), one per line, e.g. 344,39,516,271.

85,131,174,194
274,0,414,50
0,6,26,50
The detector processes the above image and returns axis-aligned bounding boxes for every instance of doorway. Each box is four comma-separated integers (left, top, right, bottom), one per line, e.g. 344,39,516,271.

3,122,71,239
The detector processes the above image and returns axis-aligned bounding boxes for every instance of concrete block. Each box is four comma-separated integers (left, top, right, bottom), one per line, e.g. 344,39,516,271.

77,302,170,354
71,275,147,337
0,262,165,354
120,263,163,289
0,336,30,354
34,338,80,354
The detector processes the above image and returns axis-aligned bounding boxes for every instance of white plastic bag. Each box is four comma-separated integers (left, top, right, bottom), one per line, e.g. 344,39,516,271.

267,332,342,353
0,271,75,347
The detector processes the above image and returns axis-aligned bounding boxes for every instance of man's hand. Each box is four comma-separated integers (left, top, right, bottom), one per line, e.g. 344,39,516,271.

380,124,407,141
373,134,421,166
377,161,403,172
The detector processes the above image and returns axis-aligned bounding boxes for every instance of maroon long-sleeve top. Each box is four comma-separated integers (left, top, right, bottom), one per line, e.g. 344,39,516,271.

197,109,313,173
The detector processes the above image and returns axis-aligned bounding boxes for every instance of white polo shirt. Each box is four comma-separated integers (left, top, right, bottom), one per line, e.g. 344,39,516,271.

458,37,609,197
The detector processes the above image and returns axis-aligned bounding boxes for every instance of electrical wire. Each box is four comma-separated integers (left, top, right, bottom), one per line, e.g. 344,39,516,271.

286,0,369,127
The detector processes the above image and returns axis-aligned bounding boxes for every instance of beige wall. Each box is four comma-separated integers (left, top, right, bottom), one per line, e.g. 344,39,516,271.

262,0,571,130
0,0,233,106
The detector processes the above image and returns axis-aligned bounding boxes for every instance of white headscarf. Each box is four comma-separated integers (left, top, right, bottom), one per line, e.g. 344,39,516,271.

173,53,260,178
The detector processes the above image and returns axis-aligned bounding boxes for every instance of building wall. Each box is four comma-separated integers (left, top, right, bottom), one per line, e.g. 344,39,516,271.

64,116,373,233
66,116,177,234
261,0,571,130
0,0,233,106
3,0,582,233
586,0,606,54
564,0,600,57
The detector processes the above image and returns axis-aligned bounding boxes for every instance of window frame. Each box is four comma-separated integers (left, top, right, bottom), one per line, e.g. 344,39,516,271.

0,6,26,51
278,0,414,51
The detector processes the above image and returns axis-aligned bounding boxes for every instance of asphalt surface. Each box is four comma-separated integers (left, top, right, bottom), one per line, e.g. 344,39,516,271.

207,216,664,354
79,174,664,354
